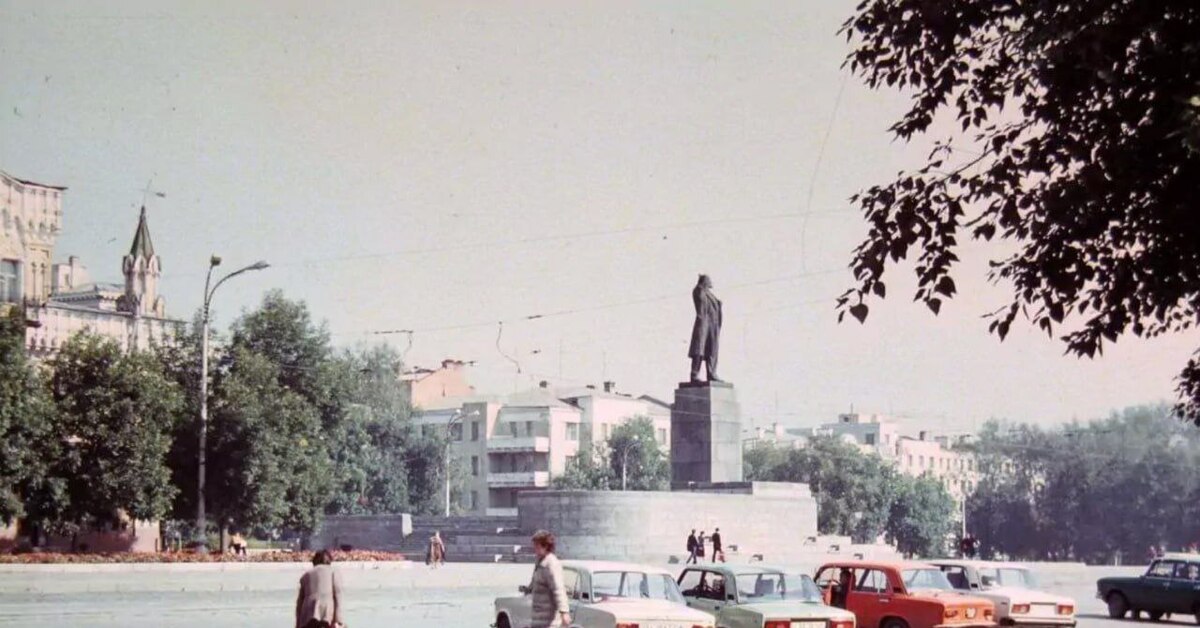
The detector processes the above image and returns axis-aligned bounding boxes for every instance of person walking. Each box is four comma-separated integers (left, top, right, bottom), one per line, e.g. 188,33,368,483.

697,531,707,561
711,528,724,563
685,529,699,565
295,549,344,628
528,530,571,627
428,531,446,568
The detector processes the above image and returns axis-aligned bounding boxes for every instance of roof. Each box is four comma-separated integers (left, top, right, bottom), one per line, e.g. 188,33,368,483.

128,206,155,259
0,169,68,191
505,387,580,410
927,559,1026,570
561,560,674,576
817,559,937,571
685,563,807,577
1161,552,1200,561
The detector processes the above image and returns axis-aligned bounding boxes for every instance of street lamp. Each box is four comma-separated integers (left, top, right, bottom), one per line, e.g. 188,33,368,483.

614,438,641,491
196,256,269,546
444,408,479,517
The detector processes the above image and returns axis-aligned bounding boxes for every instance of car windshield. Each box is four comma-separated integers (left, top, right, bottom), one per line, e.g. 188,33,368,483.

591,571,685,603
903,568,955,591
736,572,824,602
978,567,1038,589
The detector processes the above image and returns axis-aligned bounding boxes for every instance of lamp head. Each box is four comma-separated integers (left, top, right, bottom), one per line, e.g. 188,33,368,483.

210,255,222,267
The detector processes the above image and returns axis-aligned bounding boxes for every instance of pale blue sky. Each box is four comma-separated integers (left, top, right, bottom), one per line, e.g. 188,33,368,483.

2,0,1193,431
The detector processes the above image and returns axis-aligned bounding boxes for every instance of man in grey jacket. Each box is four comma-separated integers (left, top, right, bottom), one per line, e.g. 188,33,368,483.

528,530,571,627
295,549,344,628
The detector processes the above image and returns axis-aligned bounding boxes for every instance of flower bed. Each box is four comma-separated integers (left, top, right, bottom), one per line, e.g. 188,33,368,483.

0,549,406,564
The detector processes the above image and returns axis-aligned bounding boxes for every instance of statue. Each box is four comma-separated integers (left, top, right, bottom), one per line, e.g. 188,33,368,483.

688,274,722,383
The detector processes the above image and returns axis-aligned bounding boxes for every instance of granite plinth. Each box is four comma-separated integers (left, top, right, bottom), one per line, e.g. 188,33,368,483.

670,382,742,488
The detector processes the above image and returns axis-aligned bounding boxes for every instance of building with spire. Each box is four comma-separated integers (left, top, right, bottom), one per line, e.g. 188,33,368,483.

3,170,183,357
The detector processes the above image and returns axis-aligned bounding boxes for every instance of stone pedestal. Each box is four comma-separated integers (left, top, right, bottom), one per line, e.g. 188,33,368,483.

670,381,742,488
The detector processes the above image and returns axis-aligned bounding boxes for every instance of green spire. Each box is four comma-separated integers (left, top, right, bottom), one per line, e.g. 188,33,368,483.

129,206,155,259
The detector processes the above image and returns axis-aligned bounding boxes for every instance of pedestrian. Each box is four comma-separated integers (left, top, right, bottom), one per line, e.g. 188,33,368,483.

711,527,724,563
428,530,446,568
527,530,571,627
685,529,699,565
295,549,344,628
230,532,248,557
697,530,707,561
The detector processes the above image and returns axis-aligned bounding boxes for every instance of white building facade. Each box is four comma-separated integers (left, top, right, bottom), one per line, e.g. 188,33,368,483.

414,381,672,517
2,169,181,356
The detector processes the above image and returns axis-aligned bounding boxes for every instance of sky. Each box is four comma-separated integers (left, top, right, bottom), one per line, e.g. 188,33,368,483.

2,0,1195,433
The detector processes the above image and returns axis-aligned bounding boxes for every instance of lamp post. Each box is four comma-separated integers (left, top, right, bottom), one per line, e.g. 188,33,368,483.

615,439,641,491
444,409,479,517
196,256,269,545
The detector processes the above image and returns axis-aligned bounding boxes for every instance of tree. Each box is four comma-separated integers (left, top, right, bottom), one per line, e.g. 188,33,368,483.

206,347,331,535
746,435,898,543
553,447,611,491
837,1,1200,423
44,333,184,536
607,417,670,491
888,474,956,558
966,406,1200,562
0,309,57,527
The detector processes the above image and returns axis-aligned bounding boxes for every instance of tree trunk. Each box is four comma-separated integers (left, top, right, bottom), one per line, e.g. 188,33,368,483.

220,523,229,554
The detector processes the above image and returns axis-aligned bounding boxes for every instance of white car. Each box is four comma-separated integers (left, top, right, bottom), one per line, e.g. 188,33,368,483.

678,564,856,628
930,560,1076,627
494,560,716,628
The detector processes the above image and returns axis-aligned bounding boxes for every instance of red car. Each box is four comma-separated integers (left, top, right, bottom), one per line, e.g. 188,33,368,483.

816,560,997,628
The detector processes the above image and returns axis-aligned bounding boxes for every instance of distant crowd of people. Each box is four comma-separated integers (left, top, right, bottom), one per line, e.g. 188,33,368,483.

684,527,725,564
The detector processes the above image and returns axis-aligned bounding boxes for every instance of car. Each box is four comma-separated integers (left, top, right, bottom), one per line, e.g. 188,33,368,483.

677,563,857,628
815,560,997,628
1096,552,1200,623
928,560,1076,627
494,559,716,628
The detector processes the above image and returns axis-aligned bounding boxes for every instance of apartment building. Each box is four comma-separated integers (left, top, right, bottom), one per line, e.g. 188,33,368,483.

413,381,671,516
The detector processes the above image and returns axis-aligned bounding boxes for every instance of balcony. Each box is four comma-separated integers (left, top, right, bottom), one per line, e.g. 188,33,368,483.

488,471,550,488
486,436,551,453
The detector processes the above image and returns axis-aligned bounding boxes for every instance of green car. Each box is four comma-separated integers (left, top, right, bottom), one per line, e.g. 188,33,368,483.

678,563,856,628
1096,553,1200,623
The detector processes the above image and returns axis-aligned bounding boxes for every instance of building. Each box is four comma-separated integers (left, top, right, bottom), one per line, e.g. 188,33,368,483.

401,359,476,409
3,169,181,356
782,413,978,502
1,170,64,309
413,381,672,517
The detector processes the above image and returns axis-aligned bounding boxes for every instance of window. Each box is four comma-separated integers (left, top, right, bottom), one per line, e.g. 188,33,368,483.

469,490,478,510
1148,561,1178,578
907,454,913,466
566,423,579,441
524,420,533,437
602,423,610,439
592,571,685,603
656,428,667,445
865,433,876,445
471,456,480,477
471,421,480,441
449,422,463,441
901,569,954,591
563,568,582,599
0,260,19,303
919,455,925,468
855,569,889,593
510,422,519,437
675,570,723,601
940,566,970,590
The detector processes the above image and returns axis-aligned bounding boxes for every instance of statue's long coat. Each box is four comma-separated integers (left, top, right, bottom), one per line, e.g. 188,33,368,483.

688,284,722,359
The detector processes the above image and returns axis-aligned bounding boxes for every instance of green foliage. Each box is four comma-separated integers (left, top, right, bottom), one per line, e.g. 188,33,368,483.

44,333,184,532
837,0,1200,423
206,347,331,534
607,417,670,491
553,447,611,491
746,436,955,556
889,474,956,558
0,309,57,525
967,405,1200,562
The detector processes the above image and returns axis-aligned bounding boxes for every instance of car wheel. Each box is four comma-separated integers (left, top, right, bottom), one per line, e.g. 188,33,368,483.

496,614,511,628
882,618,910,628
1107,592,1130,619
1149,611,1165,622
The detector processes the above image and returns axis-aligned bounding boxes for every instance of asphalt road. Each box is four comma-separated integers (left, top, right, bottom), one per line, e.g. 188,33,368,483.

0,563,1191,627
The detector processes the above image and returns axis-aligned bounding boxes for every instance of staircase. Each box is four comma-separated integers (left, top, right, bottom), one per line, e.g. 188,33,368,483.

401,516,534,563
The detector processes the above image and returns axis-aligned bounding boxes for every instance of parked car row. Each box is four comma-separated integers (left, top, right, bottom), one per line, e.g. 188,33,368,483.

494,558,1081,628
